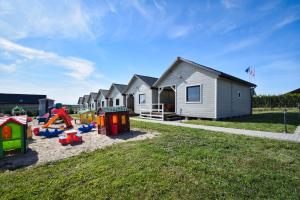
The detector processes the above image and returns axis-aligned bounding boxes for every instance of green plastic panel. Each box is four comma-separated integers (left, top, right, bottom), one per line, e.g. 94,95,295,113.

3,139,22,150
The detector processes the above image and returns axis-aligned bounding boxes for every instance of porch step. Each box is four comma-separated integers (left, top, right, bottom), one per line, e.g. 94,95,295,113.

164,114,184,121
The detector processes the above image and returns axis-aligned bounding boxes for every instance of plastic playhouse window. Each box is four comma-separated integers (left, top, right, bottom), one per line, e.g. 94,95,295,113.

2,125,12,140
112,115,118,124
121,115,126,125
100,116,105,127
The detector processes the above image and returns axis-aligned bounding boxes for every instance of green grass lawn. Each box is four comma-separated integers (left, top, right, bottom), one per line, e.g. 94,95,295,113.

1,120,300,199
185,111,300,133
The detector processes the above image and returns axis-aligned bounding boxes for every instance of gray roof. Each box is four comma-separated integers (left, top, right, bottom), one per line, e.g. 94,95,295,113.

135,74,158,86
88,92,98,103
114,84,127,93
83,95,90,104
154,57,256,87
106,83,128,97
96,89,109,100
124,74,158,93
77,97,84,104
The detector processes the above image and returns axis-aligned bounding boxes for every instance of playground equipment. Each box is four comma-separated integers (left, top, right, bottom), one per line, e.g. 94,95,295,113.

0,116,27,157
97,107,130,136
78,110,96,124
33,128,63,138
37,113,49,124
78,123,94,133
11,106,26,116
43,103,73,129
59,130,82,145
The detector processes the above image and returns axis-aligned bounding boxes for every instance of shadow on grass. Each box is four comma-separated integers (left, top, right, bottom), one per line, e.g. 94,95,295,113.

110,130,149,140
0,148,38,171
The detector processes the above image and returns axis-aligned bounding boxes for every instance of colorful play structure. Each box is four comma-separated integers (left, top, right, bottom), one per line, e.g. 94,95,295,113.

33,128,64,138
0,116,27,157
11,106,26,116
78,110,96,124
97,106,130,136
78,123,95,133
59,130,82,145
42,103,73,129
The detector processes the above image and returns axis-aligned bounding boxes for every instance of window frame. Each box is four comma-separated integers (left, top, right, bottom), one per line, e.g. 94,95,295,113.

185,84,202,104
237,91,241,99
115,98,120,106
139,93,146,104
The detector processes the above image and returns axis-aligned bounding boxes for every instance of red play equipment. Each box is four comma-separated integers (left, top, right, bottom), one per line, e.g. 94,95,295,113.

43,104,73,129
59,130,82,145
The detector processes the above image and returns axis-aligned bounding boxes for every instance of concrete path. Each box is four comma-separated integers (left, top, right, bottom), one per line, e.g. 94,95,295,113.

295,126,300,135
132,118,300,143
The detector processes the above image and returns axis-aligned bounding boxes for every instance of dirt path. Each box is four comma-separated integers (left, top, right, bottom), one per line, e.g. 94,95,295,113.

0,121,159,170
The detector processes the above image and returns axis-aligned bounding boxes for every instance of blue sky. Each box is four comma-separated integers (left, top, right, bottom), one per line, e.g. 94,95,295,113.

0,0,299,104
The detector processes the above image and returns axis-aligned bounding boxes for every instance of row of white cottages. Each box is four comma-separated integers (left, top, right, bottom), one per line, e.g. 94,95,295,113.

77,57,256,120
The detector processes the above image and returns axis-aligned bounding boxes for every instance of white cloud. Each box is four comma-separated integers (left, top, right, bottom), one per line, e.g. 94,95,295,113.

221,0,238,9
0,37,95,79
0,63,16,72
275,15,300,29
168,25,192,39
0,0,97,40
128,0,150,19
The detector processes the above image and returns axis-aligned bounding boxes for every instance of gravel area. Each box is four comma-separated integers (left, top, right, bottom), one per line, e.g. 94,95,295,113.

0,120,159,170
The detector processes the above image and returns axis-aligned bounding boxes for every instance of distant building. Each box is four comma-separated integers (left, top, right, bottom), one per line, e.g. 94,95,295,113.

0,93,46,115
286,88,300,95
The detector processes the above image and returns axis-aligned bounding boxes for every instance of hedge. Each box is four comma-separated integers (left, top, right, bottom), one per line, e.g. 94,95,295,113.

253,94,300,108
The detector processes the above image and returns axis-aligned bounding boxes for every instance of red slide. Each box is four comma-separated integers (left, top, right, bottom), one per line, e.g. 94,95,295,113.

43,107,73,129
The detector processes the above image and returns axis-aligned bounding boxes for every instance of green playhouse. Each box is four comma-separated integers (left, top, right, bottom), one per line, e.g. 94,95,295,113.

0,116,27,157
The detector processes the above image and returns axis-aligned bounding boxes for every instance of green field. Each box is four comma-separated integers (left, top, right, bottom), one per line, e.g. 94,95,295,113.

185,110,300,133
0,120,299,199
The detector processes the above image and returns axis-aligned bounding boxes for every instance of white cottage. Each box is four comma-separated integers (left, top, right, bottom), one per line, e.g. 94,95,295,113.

82,95,90,110
124,74,158,114
95,89,109,110
106,83,128,107
88,92,98,111
77,97,84,111
152,57,256,120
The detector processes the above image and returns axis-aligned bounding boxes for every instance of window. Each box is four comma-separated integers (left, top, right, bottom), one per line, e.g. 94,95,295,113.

121,115,126,125
2,125,12,140
116,99,120,106
139,94,146,104
237,91,241,98
186,85,201,103
112,115,118,124
101,101,105,107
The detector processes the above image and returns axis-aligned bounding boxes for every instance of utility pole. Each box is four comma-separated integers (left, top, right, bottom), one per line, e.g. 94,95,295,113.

283,108,287,133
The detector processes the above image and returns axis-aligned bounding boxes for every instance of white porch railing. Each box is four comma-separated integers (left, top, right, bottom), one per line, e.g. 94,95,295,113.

140,103,164,121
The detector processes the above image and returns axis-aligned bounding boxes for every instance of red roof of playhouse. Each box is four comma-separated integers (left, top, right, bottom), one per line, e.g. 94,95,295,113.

0,115,27,126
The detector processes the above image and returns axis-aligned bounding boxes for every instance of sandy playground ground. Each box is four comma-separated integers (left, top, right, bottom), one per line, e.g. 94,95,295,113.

0,120,159,170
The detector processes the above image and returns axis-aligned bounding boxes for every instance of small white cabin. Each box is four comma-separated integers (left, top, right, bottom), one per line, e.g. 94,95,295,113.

95,89,109,110
124,74,158,114
152,57,256,120
82,94,90,110
88,92,97,111
106,83,127,107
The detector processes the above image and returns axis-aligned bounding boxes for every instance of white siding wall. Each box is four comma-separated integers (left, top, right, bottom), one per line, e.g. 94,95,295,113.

217,78,251,118
108,87,125,107
125,77,153,113
97,93,107,109
157,62,217,118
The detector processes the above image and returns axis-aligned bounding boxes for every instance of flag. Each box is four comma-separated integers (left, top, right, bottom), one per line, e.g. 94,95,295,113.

245,67,250,74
